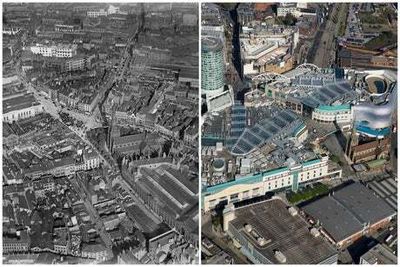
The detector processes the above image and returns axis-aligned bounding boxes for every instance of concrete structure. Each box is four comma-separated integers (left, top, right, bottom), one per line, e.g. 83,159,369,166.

312,104,353,124
81,243,111,261
360,244,397,264
201,37,225,96
240,25,299,76
87,9,108,18
202,155,341,212
3,93,44,123
277,3,316,18
206,85,234,113
55,24,80,32
3,231,31,254
277,3,298,17
237,3,255,26
303,183,396,248
252,66,355,112
65,55,95,72
112,133,163,155
30,44,77,58
223,199,338,264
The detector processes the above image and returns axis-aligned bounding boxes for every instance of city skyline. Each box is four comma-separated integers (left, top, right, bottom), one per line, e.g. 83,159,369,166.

2,1,399,266
3,2,199,264
201,2,397,265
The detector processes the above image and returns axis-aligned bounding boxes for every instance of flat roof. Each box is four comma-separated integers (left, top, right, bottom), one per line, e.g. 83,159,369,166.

361,244,397,264
229,199,338,264
201,36,223,52
303,183,396,242
3,93,40,114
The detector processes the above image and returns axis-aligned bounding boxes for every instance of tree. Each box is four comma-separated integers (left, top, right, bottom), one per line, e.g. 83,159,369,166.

282,13,298,26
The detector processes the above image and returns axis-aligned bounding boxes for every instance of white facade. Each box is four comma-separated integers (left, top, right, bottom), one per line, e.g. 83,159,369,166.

203,156,342,211
75,155,100,171
312,106,353,124
87,9,108,18
30,44,77,58
277,5,297,17
55,24,77,32
3,27,21,35
206,85,234,113
54,244,69,255
277,3,315,18
243,61,258,76
3,104,43,123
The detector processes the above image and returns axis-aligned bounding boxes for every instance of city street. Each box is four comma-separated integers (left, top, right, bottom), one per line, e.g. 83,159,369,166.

70,176,113,249
310,3,349,67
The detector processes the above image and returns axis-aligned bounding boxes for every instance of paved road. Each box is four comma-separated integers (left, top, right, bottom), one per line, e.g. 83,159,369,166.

22,75,113,169
311,4,349,67
26,82,60,119
322,133,355,177
71,176,113,249
390,132,397,174
61,107,102,130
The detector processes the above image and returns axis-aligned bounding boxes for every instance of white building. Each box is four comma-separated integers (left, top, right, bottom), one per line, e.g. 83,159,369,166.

3,27,21,35
30,44,77,58
206,85,234,113
277,3,298,17
312,105,353,124
3,94,44,123
277,3,315,18
203,155,342,212
240,25,299,76
87,9,108,18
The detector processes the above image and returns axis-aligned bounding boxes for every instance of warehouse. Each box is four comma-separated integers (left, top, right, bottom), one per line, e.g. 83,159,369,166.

302,183,396,248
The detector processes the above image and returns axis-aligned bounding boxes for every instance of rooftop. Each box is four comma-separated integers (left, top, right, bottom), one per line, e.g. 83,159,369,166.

201,36,223,53
230,108,301,155
229,199,338,264
303,183,396,242
360,244,397,264
315,104,351,112
3,93,41,114
204,157,321,195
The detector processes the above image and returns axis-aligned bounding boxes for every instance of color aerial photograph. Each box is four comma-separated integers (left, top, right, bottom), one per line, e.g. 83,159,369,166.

201,2,397,265
3,2,199,264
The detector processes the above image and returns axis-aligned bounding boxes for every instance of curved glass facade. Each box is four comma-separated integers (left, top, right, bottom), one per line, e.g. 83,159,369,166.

201,37,225,95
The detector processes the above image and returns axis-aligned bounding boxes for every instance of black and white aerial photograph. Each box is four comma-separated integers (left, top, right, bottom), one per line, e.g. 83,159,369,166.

3,2,199,264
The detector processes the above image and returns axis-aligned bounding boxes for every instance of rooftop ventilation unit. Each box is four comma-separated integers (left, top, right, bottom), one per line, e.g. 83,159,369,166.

288,206,298,216
274,250,287,263
257,237,267,246
244,223,252,233
310,227,320,237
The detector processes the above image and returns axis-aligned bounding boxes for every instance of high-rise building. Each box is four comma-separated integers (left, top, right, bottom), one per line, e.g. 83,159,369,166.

201,37,225,96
